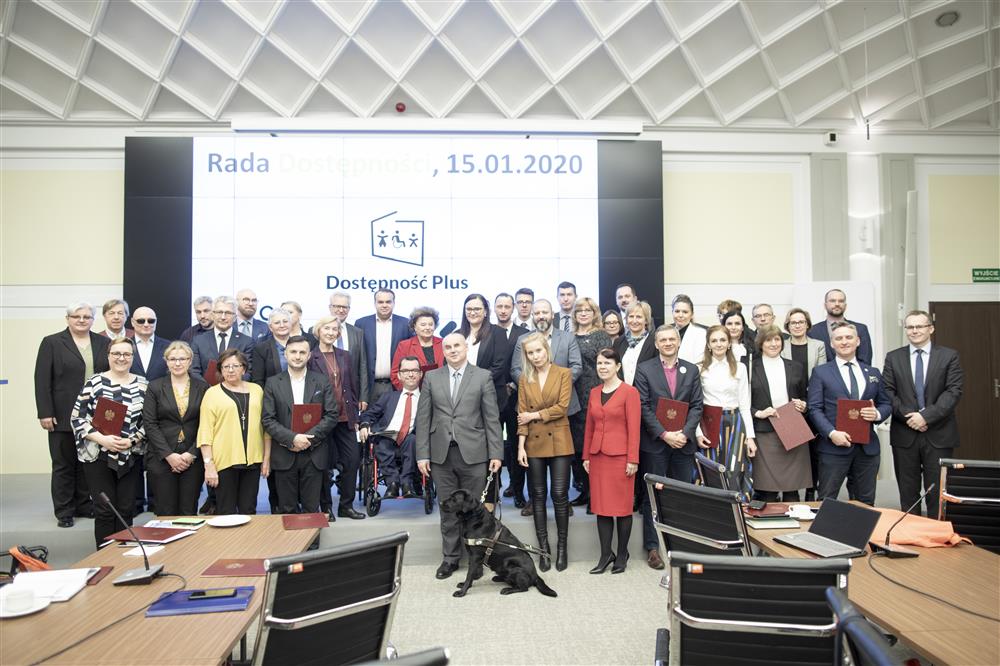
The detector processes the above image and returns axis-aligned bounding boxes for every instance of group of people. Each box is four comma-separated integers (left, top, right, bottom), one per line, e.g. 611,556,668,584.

34,284,962,578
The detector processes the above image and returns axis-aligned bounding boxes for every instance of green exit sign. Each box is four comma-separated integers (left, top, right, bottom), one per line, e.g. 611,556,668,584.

972,268,999,282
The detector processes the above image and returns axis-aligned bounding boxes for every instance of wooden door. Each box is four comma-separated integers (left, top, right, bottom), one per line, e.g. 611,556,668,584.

928,302,1000,461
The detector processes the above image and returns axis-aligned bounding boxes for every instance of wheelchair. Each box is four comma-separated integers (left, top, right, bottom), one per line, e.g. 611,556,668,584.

359,430,435,517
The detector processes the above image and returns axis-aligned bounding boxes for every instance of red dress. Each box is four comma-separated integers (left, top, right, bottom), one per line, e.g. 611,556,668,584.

583,383,641,516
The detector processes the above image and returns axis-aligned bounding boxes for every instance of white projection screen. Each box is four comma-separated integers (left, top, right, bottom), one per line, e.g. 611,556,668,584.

191,136,599,329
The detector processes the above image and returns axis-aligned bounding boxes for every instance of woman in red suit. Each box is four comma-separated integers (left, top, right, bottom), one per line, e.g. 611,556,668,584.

389,307,442,389
583,347,641,574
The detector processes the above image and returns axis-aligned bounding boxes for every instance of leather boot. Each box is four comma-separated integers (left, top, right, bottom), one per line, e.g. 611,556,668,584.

537,536,551,572
554,497,569,571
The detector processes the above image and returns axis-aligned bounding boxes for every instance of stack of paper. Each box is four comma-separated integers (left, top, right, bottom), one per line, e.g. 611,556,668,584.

11,568,98,602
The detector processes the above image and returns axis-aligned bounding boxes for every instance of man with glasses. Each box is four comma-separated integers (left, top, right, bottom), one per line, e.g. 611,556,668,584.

130,306,169,381
34,302,110,527
513,287,535,331
180,296,214,343
751,303,788,340
808,289,874,365
327,292,369,411
235,288,268,341
359,356,423,499
355,289,412,403
883,311,963,518
191,296,255,383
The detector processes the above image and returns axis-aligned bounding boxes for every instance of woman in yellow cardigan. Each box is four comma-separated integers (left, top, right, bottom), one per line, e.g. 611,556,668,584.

516,332,573,572
198,349,270,515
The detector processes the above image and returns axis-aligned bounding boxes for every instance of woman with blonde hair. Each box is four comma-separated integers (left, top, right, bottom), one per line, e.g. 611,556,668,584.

569,296,612,508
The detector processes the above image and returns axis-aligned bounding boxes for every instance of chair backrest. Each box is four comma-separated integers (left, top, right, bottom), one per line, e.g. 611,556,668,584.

825,587,905,666
939,458,1000,553
667,551,850,666
358,647,449,666
644,474,751,556
252,532,409,666
694,453,730,491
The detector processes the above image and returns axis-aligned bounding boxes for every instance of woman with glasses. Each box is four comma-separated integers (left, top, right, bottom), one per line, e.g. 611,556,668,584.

569,297,612,509
781,307,826,499
71,337,148,547
34,302,111,528
602,310,624,344
143,341,209,516
390,307,442,389
198,349,270,515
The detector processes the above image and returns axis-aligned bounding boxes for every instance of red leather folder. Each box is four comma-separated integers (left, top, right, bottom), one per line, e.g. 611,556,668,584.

656,398,689,432
281,513,329,530
204,359,220,386
700,405,723,448
201,559,266,577
105,526,189,543
92,397,127,436
836,399,872,444
292,404,322,433
768,402,815,451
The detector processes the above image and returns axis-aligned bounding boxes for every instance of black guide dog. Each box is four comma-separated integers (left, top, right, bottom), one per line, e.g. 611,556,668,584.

440,489,557,598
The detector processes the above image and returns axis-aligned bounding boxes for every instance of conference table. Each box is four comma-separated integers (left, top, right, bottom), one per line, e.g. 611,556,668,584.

747,515,1000,666
0,516,320,665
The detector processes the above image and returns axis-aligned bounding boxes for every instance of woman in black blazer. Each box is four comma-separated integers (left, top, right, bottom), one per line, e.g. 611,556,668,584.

749,326,811,502
612,301,657,384
33,302,111,528
144,341,210,516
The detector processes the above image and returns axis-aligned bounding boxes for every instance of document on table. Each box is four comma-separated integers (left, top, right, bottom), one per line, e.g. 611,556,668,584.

11,568,99,602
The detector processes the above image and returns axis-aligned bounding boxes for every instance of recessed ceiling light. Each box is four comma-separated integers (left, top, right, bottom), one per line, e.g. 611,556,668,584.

935,11,960,27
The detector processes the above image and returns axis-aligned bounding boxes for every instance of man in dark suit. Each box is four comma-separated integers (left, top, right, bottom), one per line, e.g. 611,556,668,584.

615,283,637,322
883,310,963,517
190,296,255,381
416,333,503,580
262,336,338,515
553,281,577,333
808,323,891,506
130,306,169,381
355,289,412,403
360,356,423,498
251,308,293,387
328,291,370,410
34,303,110,527
495,292,529,506
234,288,269,342
633,324,704,570
808,289,874,365
179,295,214,343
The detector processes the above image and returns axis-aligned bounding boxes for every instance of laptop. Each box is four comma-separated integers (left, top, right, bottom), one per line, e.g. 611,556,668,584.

774,499,881,558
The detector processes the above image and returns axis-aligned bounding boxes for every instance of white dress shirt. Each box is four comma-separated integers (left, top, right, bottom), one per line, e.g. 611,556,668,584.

909,342,932,381
375,318,393,379
622,338,645,385
836,356,866,397
290,374,306,404
699,358,755,438
515,316,535,331
135,335,155,372
387,388,420,433
466,335,481,366
761,354,789,407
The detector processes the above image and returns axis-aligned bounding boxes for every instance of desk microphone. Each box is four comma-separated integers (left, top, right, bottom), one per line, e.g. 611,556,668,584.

97,492,165,585
869,483,936,559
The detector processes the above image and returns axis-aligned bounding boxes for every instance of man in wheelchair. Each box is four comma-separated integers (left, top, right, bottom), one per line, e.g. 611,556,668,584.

359,356,422,499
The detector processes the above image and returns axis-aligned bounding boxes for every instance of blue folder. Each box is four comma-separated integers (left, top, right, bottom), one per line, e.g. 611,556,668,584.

146,586,254,617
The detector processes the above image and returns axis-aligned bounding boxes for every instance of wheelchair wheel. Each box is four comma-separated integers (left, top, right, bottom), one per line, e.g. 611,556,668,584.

423,478,435,515
365,484,381,516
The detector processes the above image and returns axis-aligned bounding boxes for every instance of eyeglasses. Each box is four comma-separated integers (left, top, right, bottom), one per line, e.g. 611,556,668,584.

167,357,191,363
399,369,421,374
329,304,349,310
788,319,808,326
68,315,93,321
240,297,258,303
213,310,235,316
465,307,484,313
904,324,931,331
515,300,532,306
753,313,773,320
220,364,244,371
109,351,133,359
134,318,156,325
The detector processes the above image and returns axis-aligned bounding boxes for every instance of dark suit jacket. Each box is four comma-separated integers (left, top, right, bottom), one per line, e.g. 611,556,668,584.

633,357,704,454
262,370,338,472
34,329,111,432
469,324,508,409
342,323,370,404
190,328,255,381
807,359,891,457
613,332,657,380
179,324,211,344
360,390,409,433
496,323,528,412
142,375,210,474
308,347,360,428
882,345,963,450
355,314,412,394
250,337,285,387
235,318,269,342
130,336,170,381
749,356,807,434
808,320,874,365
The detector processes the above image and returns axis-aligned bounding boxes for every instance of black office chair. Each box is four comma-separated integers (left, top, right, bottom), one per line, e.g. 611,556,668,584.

694,452,730,491
938,458,1000,553
357,647,449,666
826,588,904,666
252,532,409,666
661,551,850,666
645,473,751,557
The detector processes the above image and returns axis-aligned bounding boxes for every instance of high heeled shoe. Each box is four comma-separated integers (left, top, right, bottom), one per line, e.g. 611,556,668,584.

589,553,615,574
612,551,630,574
556,539,568,571
538,540,551,572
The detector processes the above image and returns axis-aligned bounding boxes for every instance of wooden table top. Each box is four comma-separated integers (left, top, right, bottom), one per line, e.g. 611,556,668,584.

747,516,1000,666
0,516,319,666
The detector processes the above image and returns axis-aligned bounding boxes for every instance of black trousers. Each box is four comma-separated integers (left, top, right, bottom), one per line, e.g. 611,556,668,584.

274,453,323,514
49,430,92,519
148,463,204,516
527,455,572,540
321,423,360,512
569,411,588,495
216,465,261,514
893,437,951,518
434,444,488,564
639,446,694,552
83,460,138,548
374,434,416,485
501,392,526,499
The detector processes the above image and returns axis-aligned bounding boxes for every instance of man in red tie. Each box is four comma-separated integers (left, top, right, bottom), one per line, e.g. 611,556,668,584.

359,356,423,498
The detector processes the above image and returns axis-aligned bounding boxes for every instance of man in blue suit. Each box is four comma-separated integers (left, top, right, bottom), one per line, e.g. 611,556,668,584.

129,306,170,381
355,289,412,403
190,296,255,381
808,322,891,506
234,288,269,342
808,289,873,365
359,356,423,499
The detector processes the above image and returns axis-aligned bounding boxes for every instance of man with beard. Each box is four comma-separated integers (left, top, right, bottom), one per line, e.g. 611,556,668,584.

808,289,873,365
